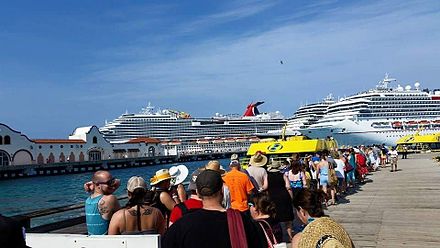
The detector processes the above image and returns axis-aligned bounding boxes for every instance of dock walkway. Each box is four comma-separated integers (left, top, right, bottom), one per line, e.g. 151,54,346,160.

327,153,440,247
36,153,440,247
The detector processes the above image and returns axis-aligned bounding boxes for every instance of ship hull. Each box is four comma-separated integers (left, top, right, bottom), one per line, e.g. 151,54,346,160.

301,119,440,146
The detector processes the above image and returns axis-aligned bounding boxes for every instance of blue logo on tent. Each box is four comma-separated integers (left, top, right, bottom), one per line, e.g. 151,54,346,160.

268,143,283,152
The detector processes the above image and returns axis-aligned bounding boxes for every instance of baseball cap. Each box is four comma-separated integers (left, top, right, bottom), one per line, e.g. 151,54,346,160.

127,176,146,192
188,168,202,191
196,169,223,196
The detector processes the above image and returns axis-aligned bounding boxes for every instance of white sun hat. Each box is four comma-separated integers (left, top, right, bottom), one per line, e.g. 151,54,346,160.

169,164,189,186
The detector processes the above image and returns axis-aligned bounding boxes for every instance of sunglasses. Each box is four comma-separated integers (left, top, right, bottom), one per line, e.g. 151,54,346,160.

248,202,255,208
96,177,117,186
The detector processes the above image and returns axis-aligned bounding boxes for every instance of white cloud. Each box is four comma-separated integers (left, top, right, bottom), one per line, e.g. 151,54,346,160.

84,0,440,117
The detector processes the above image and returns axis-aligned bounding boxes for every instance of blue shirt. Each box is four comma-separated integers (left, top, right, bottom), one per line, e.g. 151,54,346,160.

85,195,110,235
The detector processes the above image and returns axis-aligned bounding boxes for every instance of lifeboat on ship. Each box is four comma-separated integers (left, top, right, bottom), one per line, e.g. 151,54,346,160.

418,120,430,126
212,139,224,144
405,121,418,127
196,139,210,144
432,120,440,127
391,121,403,128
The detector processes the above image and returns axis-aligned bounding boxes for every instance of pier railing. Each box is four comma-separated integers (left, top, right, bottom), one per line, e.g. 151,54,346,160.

13,182,191,233
13,194,129,233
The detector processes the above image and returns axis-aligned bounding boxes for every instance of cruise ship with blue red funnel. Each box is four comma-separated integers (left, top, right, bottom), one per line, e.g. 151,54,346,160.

99,102,286,143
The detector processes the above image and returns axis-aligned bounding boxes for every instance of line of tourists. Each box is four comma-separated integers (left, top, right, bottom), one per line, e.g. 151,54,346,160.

83,150,375,247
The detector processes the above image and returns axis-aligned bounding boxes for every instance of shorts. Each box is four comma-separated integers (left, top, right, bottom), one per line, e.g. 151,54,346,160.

320,175,328,186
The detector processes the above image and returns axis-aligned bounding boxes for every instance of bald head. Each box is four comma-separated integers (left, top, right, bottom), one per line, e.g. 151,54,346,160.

92,170,111,184
206,160,221,171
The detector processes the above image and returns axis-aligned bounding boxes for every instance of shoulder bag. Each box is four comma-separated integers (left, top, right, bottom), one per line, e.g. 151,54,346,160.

227,209,248,248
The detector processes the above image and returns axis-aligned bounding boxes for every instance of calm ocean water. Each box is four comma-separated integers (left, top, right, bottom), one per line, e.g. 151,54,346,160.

0,159,230,226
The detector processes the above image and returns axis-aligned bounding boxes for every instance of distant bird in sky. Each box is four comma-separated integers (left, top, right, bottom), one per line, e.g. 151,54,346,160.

280,60,284,64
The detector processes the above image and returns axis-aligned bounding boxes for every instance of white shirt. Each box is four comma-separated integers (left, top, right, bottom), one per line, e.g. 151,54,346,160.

389,150,398,158
334,159,345,179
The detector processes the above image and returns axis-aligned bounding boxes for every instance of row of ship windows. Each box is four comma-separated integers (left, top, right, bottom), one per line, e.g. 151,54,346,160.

370,102,437,105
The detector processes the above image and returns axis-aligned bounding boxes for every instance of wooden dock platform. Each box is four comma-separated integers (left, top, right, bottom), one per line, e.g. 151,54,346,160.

327,153,440,247
27,152,440,247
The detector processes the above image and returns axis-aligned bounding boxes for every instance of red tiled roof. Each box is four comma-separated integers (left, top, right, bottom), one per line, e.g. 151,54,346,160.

33,139,86,144
126,137,160,144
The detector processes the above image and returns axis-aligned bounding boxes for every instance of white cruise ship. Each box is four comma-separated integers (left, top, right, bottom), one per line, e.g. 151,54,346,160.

99,102,287,143
267,95,335,136
299,74,440,146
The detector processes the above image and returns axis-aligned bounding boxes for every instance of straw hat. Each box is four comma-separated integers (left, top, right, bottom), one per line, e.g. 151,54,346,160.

249,153,268,167
169,164,189,186
206,160,226,175
267,160,282,172
127,176,147,192
298,217,353,248
150,169,173,185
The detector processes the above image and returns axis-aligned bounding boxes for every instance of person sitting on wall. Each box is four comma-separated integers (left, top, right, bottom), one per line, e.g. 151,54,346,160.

84,170,121,235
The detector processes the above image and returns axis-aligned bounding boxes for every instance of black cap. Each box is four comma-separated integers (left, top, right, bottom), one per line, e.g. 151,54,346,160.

196,169,223,196
188,168,202,191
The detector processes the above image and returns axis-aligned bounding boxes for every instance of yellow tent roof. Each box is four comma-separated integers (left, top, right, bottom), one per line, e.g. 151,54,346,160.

246,137,337,156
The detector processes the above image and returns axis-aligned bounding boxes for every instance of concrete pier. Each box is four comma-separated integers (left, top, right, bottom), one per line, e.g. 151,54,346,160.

327,153,440,247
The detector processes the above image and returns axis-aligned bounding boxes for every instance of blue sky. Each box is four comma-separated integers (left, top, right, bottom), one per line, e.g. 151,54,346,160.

1,0,439,138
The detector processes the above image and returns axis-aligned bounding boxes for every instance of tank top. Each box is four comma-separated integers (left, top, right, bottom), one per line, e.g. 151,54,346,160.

319,162,329,176
85,195,110,235
288,171,303,189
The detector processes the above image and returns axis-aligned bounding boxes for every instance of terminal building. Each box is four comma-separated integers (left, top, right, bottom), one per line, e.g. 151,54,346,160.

0,123,163,167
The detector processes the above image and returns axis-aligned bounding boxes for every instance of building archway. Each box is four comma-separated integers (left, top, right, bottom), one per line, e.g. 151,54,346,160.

0,150,10,166
12,149,33,166
69,152,75,162
148,146,155,157
37,153,44,165
79,152,85,162
48,153,55,163
88,150,102,161
59,152,66,163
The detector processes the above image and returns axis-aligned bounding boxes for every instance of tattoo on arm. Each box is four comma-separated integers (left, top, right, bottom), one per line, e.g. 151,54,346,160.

99,199,110,214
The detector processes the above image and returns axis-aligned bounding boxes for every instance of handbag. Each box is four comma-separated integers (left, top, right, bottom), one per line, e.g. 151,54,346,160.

328,169,338,186
344,162,354,173
256,219,278,248
227,209,248,248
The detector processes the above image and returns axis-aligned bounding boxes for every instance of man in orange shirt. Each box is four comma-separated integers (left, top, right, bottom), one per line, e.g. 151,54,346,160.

223,160,254,212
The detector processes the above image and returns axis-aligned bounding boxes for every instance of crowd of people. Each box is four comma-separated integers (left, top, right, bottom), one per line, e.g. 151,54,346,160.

82,145,401,247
